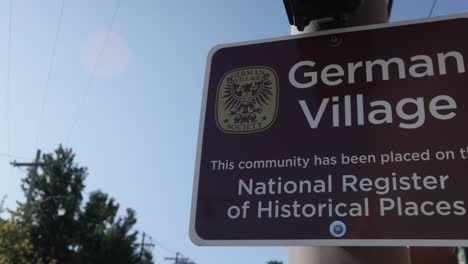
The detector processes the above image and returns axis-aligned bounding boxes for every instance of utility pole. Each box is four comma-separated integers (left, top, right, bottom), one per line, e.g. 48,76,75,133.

11,149,46,223
137,232,155,261
287,1,411,264
165,252,189,264
140,232,146,259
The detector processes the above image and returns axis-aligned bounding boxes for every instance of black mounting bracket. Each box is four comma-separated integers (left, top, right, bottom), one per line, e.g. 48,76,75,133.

283,0,364,31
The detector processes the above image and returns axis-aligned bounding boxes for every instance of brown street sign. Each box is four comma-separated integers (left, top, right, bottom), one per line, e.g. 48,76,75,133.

190,14,468,246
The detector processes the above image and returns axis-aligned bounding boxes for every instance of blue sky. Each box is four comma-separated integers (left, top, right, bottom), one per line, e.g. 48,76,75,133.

0,1,467,264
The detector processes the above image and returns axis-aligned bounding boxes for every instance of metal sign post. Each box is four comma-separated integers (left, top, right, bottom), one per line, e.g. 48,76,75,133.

288,2,410,263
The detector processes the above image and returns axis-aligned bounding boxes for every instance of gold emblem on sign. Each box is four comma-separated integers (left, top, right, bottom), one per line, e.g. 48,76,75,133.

216,67,278,134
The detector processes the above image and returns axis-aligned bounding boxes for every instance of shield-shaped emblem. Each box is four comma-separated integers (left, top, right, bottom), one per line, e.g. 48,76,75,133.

216,67,279,134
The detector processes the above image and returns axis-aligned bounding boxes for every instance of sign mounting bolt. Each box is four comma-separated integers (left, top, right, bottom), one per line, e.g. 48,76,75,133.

329,36,343,47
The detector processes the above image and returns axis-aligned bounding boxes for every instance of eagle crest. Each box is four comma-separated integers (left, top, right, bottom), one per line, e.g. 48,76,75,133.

222,73,274,124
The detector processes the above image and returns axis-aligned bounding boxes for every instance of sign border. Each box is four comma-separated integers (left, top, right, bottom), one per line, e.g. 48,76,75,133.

190,12,468,247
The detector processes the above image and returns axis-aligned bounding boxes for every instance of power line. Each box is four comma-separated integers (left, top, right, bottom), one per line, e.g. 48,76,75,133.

146,236,195,264
6,0,13,158
35,0,66,150
0,153,33,160
428,0,438,18
65,0,123,144
152,237,178,255
137,234,179,263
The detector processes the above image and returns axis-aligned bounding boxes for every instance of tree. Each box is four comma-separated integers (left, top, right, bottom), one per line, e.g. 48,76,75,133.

0,215,33,263
0,198,39,264
17,146,153,263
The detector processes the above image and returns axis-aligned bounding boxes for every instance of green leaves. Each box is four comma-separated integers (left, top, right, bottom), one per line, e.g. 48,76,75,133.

0,146,153,264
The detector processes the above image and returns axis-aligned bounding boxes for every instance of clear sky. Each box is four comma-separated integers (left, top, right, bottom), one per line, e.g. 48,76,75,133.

0,1,467,264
